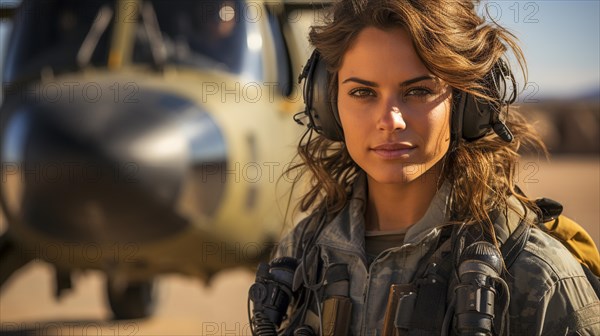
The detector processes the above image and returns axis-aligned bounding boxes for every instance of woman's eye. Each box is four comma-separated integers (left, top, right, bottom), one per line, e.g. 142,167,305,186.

349,88,375,98
406,87,432,97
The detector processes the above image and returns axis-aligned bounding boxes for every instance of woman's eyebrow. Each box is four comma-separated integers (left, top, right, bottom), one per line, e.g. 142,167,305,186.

341,77,379,87
341,75,437,87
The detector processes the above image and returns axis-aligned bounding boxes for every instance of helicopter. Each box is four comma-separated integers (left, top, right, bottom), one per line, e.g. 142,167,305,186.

0,0,330,319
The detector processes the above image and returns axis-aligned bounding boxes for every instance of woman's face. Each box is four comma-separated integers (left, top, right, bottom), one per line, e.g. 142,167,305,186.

337,27,452,186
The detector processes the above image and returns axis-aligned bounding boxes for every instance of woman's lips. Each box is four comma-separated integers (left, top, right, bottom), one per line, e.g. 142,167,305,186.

371,143,416,159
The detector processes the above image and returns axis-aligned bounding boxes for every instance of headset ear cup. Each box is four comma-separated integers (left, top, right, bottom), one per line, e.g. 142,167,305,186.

457,59,515,142
461,92,495,141
303,51,344,141
452,90,492,142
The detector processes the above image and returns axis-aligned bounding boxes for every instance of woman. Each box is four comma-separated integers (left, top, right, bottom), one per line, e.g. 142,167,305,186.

251,0,600,335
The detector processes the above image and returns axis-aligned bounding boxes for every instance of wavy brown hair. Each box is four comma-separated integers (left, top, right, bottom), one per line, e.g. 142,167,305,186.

286,0,546,236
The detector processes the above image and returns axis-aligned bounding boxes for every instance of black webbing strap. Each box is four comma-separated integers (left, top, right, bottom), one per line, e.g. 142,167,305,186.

409,257,454,335
323,263,349,284
321,263,350,298
406,226,455,335
500,218,531,270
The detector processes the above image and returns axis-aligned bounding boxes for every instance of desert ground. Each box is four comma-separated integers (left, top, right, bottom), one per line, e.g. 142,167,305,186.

0,156,598,336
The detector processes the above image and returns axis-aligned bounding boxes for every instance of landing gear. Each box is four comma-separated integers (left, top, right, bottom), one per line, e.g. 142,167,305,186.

106,277,156,320
0,231,33,288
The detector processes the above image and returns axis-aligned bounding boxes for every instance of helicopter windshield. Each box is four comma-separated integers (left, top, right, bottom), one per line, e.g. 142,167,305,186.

3,0,111,83
3,0,263,83
135,0,263,79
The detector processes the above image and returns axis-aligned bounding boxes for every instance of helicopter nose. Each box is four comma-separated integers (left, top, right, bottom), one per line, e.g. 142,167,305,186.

0,88,227,243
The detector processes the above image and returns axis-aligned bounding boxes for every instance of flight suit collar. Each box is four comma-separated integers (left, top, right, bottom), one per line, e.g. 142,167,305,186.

313,172,369,255
314,171,452,255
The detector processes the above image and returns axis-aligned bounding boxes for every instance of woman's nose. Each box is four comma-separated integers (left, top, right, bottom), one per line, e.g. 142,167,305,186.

378,104,407,131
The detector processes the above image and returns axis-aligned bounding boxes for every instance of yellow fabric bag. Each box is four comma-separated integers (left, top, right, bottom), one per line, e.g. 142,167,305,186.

543,215,600,276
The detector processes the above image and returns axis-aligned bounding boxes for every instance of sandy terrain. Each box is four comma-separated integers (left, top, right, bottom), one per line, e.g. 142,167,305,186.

0,156,598,335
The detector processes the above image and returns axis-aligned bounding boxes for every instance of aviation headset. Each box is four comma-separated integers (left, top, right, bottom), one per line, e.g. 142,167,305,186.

296,50,516,143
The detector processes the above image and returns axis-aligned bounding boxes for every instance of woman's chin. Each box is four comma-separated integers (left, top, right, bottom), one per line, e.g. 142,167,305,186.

365,164,441,186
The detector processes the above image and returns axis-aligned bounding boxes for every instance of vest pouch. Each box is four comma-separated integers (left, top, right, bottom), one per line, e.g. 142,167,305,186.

410,272,449,335
321,295,352,336
389,260,452,335
318,263,351,335
382,283,417,336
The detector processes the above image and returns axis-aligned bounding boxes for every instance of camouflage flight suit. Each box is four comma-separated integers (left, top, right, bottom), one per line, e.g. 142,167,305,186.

273,173,600,335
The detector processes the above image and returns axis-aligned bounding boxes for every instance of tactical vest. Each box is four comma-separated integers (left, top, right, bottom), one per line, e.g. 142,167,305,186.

284,198,600,336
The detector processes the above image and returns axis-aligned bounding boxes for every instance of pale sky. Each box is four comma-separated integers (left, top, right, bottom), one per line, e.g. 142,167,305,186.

480,0,600,99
